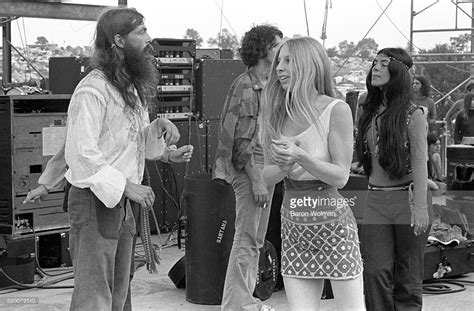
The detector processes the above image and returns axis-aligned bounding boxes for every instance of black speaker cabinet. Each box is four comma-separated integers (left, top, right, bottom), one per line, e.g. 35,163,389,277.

446,145,474,192
195,59,246,120
49,57,90,94
0,235,35,289
37,230,72,268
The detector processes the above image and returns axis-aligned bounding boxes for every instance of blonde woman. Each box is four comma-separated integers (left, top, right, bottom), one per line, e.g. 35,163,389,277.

260,37,365,311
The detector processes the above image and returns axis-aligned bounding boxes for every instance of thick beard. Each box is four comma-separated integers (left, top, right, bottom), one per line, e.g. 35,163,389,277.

123,43,157,95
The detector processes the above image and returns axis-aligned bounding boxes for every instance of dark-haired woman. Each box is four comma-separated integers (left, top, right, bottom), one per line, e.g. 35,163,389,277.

355,48,433,311
454,93,474,144
427,132,446,196
413,75,436,128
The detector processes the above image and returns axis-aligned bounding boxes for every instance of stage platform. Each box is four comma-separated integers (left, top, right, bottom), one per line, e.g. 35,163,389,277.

0,195,473,310
0,238,473,310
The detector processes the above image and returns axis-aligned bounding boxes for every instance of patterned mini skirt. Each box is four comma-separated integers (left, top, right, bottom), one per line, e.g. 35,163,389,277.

280,179,363,280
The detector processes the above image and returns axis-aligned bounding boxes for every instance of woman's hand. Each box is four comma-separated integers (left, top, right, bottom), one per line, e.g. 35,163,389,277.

169,145,194,163
411,208,429,236
270,139,303,169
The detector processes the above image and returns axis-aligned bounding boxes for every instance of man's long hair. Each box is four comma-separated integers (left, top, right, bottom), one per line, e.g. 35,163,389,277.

91,8,155,111
355,48,414,180
261,37,334,160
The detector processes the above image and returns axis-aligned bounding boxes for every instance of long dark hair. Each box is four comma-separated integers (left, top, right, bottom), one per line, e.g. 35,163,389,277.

414,75,431,97
91,7,153,111
461,93,474,120
355,48,414,180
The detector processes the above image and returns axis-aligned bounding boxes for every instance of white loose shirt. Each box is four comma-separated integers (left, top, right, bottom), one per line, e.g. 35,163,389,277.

65,69,164,208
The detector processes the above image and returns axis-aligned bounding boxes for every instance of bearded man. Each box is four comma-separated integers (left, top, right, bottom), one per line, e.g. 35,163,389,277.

64,8,180,310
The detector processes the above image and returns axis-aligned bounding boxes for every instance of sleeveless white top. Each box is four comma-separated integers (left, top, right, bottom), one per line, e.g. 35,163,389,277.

280,99,340,181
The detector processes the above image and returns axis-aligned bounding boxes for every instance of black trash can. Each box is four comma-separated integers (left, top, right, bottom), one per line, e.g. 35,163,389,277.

181,174,236,305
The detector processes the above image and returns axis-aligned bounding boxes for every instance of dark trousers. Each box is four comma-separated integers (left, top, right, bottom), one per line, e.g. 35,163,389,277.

361,190,433,311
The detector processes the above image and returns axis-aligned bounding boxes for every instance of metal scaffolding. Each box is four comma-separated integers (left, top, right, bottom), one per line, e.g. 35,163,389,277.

409,0,474,80
0,0,126,84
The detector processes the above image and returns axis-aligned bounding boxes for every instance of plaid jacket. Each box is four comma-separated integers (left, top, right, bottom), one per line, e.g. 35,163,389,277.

212,67,264,183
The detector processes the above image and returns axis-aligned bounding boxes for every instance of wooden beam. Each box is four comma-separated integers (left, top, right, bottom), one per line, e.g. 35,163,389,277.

0,2,114,21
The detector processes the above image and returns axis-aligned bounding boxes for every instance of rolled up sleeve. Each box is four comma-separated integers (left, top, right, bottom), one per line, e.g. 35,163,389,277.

39,141,67,191
213,80,244,181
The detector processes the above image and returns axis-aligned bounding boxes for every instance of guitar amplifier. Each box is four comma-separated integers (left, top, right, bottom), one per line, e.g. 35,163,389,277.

49,57,90,94
0,235,35,289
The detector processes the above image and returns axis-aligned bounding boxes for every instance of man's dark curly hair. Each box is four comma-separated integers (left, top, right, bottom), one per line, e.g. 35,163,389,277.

239,25,283,66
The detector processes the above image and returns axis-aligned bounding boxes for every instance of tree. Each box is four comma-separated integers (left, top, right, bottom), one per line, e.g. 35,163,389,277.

416,43,470,119
356,38,378,59
207,28,239,50
449,33,471,53
184,28,203,47
338,40,356,58
35,36,48,46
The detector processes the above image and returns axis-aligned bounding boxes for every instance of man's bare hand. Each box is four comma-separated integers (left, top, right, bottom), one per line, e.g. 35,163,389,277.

152,118,180,145
23,185,48,204
251,180,269,208
123,180,155,211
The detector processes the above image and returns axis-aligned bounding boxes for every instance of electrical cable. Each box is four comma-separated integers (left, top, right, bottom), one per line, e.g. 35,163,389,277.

333,0,393,77
21,18,33,81
375,0,413,48
422,279,469,295
153,161,180,212
218,0,224,47
0,268,74,291
190,115,210,173
5,38,45,80
375,0,468,75
15,19,28,81
303,0,310,36
214,0,239,41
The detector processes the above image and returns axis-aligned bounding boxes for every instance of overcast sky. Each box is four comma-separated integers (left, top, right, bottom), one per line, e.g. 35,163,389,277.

5,0,474,52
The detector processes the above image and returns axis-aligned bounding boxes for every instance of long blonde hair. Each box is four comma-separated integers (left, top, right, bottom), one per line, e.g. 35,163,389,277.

260,37,334,159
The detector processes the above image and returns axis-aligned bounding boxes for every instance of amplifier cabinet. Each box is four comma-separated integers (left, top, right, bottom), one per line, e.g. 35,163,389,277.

0,95,70,237
49,57,90,94
150,38,196,120
446,145,474,192
196,48,233,60
36,229,72,268
195,59,246,120
0,234,35,289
